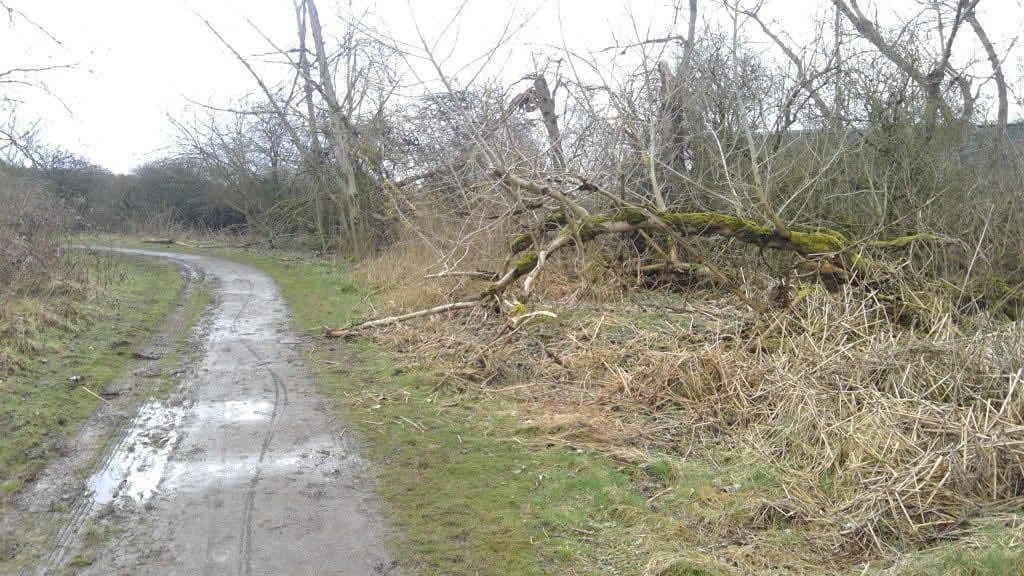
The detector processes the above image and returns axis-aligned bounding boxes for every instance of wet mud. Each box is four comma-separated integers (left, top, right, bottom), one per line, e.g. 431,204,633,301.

13,249,393,576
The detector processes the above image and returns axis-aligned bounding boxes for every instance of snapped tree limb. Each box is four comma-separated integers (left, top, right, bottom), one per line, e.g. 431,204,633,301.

326,300,480,337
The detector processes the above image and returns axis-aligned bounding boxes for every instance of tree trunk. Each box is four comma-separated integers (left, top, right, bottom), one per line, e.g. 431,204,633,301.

532,75,566,172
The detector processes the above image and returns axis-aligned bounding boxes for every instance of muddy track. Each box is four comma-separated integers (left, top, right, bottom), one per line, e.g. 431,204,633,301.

30,258,205,574
22,249,392,576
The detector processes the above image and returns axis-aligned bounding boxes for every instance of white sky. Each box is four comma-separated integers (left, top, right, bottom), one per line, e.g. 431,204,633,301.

3,0,1022,174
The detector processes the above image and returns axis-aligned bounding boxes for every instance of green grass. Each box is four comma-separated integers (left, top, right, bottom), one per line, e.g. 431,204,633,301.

0,252,184,497
71,235,1024,575
886,526,1024,576
76,237,652,573
326,342,655,574
217,256,643,573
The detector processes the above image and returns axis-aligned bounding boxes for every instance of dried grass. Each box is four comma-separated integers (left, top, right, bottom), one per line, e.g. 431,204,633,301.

356,234,1024,571
0,172,73,296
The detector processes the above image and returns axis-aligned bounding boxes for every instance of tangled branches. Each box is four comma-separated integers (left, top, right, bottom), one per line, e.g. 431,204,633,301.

329,168,956,337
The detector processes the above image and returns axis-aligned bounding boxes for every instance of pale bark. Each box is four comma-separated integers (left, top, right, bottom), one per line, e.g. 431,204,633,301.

966,9,1008,136
831,0,963,129
305,0,360,246
326,300,480,337
531,76,567,171
746,10,833,120
295,1,328,253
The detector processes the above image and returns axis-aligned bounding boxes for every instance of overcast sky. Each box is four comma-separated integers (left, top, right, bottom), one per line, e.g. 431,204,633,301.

3,0,1021,174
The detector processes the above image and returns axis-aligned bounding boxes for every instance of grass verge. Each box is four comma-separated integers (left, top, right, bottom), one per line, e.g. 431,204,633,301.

1,251,185,498
198,256,642,574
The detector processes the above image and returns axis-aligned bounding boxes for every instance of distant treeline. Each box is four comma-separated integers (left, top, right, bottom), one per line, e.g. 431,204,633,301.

2,153,251,233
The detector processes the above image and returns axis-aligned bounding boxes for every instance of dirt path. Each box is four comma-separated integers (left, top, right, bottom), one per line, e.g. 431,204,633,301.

32,249,393,576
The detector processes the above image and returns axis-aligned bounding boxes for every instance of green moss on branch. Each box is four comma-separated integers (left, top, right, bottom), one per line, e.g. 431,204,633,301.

499,206,943,296
658,212,753,232
544,211,567,228
788,230,847,253
515,251,539,276
578,216,611,242
614,208,648,226
656,211,846,254
510,234,534,253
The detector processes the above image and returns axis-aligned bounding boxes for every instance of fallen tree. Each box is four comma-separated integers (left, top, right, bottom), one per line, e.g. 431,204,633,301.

326,169,956,337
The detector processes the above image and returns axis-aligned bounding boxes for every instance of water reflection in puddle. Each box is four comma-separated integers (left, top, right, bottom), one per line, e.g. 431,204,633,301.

162,455,303,491
85,399,273,509
161,440,342,493
192,400,273,422
86,401,185,508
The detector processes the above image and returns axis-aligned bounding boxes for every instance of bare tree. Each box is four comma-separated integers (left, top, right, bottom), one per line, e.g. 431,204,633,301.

831,0,978,134
0,1,71,167
965,5,1008,137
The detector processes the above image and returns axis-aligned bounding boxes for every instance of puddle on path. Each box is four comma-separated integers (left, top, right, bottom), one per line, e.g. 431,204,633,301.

161,438,345,493
86,401,185,508
191,399,273,422
84,399,274,510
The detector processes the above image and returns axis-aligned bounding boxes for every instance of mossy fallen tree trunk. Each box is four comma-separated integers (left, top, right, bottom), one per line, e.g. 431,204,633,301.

503,208,948,288
515,209,949,258
326,169,960,336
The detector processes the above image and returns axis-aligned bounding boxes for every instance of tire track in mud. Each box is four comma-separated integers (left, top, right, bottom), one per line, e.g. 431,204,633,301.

233,277,289,576
31,259,202,576
25,248,390,576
